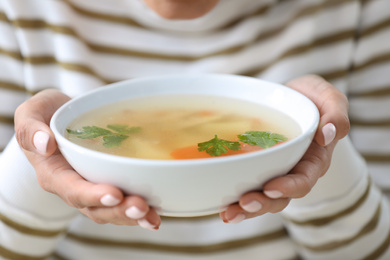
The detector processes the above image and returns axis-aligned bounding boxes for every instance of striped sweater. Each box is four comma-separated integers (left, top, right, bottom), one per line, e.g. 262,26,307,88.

0,0,390,259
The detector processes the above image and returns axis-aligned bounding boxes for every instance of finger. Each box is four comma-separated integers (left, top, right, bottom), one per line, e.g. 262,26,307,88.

286,75,350,146
263,141,336,199
239,192,290,214
27,150,124,209
137,210,161,231
14,89,71,156
80,196,161,230
221,195,290,223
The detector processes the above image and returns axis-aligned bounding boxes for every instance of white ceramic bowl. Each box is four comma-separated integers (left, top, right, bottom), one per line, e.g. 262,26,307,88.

50,74,319,217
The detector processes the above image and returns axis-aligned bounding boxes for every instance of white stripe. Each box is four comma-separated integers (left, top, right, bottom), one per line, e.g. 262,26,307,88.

299,197,390,260
349,96,390,122
368,163,390,190
283,138,368,220
285,184,381,246
0,22,20,51
0,88,29,116
80,0,275,32
0,221,64,257
0,55,24,86
0,123,13,148
68,213,285,245
56,235,295,260
22,64,103,96
350,127,390,154
359,0,390,31
8,1,358,56
260,42,354,83
0,137,77,226
353,28,390,66
349,62,390,93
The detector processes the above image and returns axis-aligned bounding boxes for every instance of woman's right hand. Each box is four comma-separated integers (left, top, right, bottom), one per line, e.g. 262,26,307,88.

14,89,161,231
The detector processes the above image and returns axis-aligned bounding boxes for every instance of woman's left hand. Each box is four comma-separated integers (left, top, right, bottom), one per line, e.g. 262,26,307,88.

220,75,350,223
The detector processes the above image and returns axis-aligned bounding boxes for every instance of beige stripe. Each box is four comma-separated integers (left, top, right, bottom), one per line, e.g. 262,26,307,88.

61,0,354,31
285,177,371,226
319,68,349,82
360,154,390,163
240,29,356,77
0,245,52,260
0,212,66,237
2,0,385,87
352,52,390,73
0,115,14,125
348,85,390,97
362,218,390,260
66,227,289,254
0,81,38,96
0,47,23,61
58,62,113,84
0,80,26,93
61,0,145,28
0,0,356,60
61,0,272,31
0,46,113,85
51,253,69,260
360,15,390,37
300,202,381,251
350,120,390,127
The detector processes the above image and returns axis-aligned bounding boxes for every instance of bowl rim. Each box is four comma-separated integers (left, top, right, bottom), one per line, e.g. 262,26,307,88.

50,73,319,166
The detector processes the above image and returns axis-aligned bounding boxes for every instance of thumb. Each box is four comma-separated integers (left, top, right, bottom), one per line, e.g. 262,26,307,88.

286,75,350,146
14,89,71,156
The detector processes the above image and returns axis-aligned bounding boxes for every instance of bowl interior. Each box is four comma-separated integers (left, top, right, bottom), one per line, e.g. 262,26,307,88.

51,74,319,155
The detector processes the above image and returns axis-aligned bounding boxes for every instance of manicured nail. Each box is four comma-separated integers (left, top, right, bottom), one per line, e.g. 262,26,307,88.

242,201,262,213
33,131,49,154
322,123,336,146
125,206,147,219
228,213,245,224
137,218,158,231
100,194,120,206
264,190,283,199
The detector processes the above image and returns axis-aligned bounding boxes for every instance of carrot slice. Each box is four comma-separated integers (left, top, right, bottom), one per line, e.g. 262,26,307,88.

170,143,264,160
171,146,212,160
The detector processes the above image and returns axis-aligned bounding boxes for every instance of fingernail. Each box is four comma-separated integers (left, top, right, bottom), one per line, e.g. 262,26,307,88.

137,218,158,231
264,190,283,199
125,206,147,219
228,213,245,224
322,123,336,146
100,194,120,207
33,131,49,154
242,201,262,213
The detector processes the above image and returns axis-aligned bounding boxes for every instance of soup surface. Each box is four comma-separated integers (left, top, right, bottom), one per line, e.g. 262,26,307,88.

65,95,301,160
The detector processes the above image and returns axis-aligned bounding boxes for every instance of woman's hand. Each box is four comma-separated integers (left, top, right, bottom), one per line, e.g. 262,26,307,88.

220,75,350,223
14,89,161,231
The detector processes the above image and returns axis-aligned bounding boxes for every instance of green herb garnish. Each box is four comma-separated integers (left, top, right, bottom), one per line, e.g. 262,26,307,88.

237,131,287,149
197,131,287,157
198,135,241,157
66,124,141,148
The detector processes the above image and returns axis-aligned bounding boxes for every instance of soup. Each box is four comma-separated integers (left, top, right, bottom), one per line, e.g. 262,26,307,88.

65,95,301,160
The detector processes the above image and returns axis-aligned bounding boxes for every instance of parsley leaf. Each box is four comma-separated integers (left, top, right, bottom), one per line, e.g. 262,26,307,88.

66,124,141,147
237,131,287,149
107,124,141,135
103,134,129,148
198,135,241,156
67,126,112,139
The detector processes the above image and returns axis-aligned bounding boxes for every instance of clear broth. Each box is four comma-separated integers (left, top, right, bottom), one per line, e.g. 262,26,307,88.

65,95,301,160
